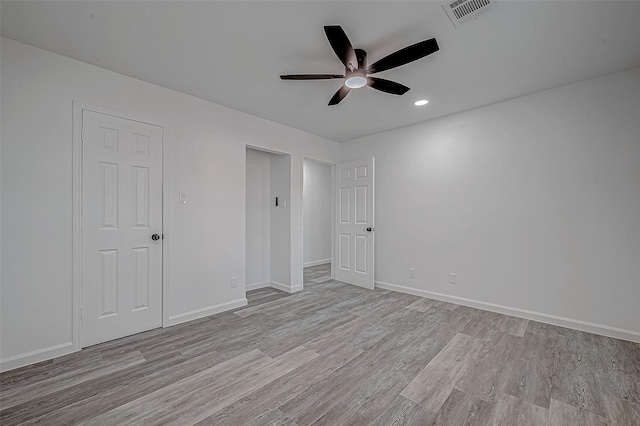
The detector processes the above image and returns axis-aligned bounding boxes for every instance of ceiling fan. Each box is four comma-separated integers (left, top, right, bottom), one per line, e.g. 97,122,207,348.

280,26,439,105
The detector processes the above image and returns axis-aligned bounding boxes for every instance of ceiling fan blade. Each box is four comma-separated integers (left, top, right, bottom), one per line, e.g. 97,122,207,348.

367,38,439,74
328,85,351,105
324,25,358,69
367,77,410,95
280,74,343,80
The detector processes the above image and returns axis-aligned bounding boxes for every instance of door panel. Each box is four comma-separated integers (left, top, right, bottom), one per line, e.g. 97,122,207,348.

335,157,375,289
355,185,368,223
82,110,163,347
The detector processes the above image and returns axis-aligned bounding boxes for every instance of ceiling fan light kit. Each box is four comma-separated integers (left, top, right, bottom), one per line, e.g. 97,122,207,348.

345,74,367,89
280,25,439,105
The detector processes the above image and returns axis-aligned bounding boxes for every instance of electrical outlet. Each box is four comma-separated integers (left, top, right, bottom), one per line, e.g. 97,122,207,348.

230,277,238,288
448,273,456,285
409,268,416,279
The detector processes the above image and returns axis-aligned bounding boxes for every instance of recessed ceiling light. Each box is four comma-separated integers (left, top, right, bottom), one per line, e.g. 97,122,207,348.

414,100,429,106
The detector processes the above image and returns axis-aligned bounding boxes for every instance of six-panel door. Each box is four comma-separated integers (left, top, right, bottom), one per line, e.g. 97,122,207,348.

82,110,163,347
335,157,375,289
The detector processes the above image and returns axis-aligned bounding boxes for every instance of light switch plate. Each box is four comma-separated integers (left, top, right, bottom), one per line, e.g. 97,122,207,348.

179,192,188,204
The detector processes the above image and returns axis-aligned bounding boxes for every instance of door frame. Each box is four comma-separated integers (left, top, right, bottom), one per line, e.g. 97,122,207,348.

72,101,168,350
300,156,336,290
246,145,295,292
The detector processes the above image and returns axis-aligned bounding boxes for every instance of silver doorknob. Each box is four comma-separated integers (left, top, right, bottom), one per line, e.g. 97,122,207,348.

151,234,161,241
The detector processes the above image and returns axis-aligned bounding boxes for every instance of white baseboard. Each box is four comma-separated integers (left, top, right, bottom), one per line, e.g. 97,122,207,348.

375,281,640,343
246,281,270,291
1,341,76,372
249,280,301,293
303,259,331,268
270,280,294,293
166,298,248,327
2,298,249,372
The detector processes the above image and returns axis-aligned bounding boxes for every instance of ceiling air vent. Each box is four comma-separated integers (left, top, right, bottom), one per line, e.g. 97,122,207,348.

442,0,497,28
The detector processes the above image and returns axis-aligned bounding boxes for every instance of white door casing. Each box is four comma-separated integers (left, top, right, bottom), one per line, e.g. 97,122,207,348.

335,157,375,289
82,110,163,347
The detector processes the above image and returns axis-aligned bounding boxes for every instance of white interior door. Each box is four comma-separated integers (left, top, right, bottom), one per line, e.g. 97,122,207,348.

82,110,163,347
334,157,375,289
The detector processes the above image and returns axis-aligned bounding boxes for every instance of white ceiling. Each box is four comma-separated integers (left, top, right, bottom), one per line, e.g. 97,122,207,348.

3,1,640,142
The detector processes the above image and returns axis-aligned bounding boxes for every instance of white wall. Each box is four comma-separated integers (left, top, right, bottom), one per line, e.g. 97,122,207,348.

303,159,332,266
270,154,292,291
0,38,340,370
245,149,271,290
341,67,640,341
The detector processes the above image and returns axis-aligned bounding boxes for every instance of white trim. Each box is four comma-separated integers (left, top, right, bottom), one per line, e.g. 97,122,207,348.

161,119,171,328
330,164,335,282
246,145,292,157
303,258,332,268
74,102,165,128
375,281,640,343
166,298,248,327
269,281,302,293
72,102,83,353
0,342,75,372
246,281,271,291
298,155,305,291
270,280,293,293
73,101,168,349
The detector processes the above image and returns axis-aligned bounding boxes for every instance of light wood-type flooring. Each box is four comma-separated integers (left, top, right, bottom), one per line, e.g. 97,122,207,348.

1,263,639,425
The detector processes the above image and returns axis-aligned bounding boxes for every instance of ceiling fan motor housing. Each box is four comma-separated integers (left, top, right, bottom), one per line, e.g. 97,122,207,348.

344,49,368,88
354,48,367,72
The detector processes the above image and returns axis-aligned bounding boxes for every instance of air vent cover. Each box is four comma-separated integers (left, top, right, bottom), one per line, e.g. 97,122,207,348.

442,0,497,28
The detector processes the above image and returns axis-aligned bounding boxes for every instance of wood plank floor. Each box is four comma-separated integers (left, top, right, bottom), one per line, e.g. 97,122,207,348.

303,263,332,285
1,263,639,425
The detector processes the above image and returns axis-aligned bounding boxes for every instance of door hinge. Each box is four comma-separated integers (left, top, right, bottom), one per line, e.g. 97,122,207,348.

81,129,85,142
80,307,84,320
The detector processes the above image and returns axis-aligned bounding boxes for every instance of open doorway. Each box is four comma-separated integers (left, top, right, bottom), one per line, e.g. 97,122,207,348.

245,147,292,294
302,159,333,287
